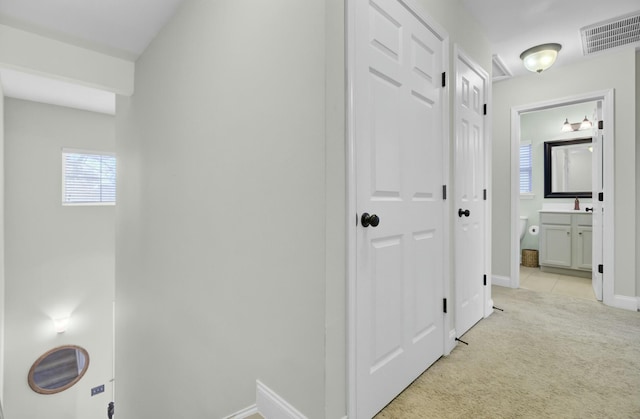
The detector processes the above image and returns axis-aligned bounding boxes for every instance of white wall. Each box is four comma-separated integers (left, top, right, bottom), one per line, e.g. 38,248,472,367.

519,102,595,251
3,98,115,419
493,47,637,298
636,51,640,299
416,0,492,71
0,78,5,408
324,0,346,416
116,1,328,417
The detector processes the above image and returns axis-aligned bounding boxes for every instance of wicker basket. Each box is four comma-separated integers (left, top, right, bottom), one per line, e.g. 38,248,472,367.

522,249,539,267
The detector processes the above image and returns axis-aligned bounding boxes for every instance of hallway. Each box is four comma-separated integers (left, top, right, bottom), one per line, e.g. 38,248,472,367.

519,266,597,301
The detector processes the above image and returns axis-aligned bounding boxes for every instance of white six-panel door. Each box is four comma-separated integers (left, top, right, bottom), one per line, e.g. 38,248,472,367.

353,0,447,417
454,51,487,337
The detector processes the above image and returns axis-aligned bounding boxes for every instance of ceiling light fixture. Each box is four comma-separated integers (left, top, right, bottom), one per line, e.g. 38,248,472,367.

520,43,562,73
53,316,70,334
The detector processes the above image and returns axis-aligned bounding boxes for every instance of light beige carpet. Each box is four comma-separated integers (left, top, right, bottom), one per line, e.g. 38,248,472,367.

376,286,640,419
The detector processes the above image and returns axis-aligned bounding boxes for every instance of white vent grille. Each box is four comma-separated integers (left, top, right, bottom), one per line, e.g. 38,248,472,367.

581,11,640,55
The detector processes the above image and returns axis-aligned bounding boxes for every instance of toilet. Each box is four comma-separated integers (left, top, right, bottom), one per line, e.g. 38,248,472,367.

519,216,528,241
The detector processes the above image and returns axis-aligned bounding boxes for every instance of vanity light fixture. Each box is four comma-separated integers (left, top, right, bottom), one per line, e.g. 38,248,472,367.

53,316,70,334
520,43,562,73
579,116,592,130
561,116,592,132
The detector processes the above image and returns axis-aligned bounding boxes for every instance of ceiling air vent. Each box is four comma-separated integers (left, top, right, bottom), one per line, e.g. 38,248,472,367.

581,11,640,55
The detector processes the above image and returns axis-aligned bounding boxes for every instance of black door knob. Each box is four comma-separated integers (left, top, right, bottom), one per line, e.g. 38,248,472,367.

585,207,594,212
458,209,470,218
361,213,380,227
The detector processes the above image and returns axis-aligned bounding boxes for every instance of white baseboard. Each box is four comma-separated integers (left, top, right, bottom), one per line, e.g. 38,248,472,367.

256,380,307,419
445,329,457,354
484,298,494,318
492,275,511,288
609,294,639,311
223,405,259,419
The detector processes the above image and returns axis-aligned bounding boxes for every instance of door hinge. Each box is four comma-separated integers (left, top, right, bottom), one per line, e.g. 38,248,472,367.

483,189,487,200
598,120,604,130
443,298,447,313
483,104,487,115
443,185,447,200
598,192,604,202
441,72,446,88
598,264,603,274
483,274,487,286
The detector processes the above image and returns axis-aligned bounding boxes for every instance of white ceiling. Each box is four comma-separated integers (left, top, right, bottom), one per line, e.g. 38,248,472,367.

461,0,640,79
0,0,186,59
0,0,186,114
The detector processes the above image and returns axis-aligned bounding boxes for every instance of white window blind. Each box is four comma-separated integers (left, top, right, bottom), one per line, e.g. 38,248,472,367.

62,149,116,205
520,143,532,193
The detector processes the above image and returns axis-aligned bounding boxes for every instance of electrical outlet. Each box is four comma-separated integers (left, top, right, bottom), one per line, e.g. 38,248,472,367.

91,385,105,396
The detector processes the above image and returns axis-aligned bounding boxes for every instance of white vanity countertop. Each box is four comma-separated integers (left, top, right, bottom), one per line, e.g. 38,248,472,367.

538,209,592,214
538,203,593,214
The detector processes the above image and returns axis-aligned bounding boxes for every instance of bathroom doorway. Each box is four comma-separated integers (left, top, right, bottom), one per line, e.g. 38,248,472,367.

509,90,614,305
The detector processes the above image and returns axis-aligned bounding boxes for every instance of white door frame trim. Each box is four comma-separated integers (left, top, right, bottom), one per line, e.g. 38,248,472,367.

346,1,450,417
452,45,494,330
509,89,615,307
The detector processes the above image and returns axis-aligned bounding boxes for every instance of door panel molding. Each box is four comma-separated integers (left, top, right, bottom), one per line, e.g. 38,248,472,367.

453,45,492,338
347,0,450,417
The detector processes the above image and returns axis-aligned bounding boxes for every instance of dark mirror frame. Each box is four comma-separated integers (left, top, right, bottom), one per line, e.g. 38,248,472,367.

544,137,592,199
28,345,90,395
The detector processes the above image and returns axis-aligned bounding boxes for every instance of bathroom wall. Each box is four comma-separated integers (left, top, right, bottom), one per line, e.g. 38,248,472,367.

519,102,596,251
3,98,115,419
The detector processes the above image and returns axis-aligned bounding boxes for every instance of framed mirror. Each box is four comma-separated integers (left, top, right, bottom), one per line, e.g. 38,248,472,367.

28,345,90,395
544,138,592,198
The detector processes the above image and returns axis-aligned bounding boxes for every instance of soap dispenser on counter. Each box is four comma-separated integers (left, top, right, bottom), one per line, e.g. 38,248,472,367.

574,197,580,210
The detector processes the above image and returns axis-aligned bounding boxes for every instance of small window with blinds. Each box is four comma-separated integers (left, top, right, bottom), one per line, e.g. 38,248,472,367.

62,149,116,205
520,143,532,194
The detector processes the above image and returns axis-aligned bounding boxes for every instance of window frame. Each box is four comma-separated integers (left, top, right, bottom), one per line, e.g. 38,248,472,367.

519,142,533,197
61,148,116,206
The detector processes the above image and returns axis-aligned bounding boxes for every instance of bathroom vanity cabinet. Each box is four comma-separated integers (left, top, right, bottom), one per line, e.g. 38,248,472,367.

539,211,592,277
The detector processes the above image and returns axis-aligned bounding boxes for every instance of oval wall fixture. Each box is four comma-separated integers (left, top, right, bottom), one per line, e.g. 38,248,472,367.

28,345,90,395
519,43,562,73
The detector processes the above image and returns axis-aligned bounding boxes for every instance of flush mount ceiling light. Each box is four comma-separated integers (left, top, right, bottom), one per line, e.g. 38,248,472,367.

520,43,562,73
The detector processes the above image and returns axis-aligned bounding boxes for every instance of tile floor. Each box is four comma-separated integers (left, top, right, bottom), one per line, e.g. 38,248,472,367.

519,265,597,301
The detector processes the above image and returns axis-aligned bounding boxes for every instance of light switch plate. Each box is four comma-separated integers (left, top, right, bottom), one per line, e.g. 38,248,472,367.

91,384,105,396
